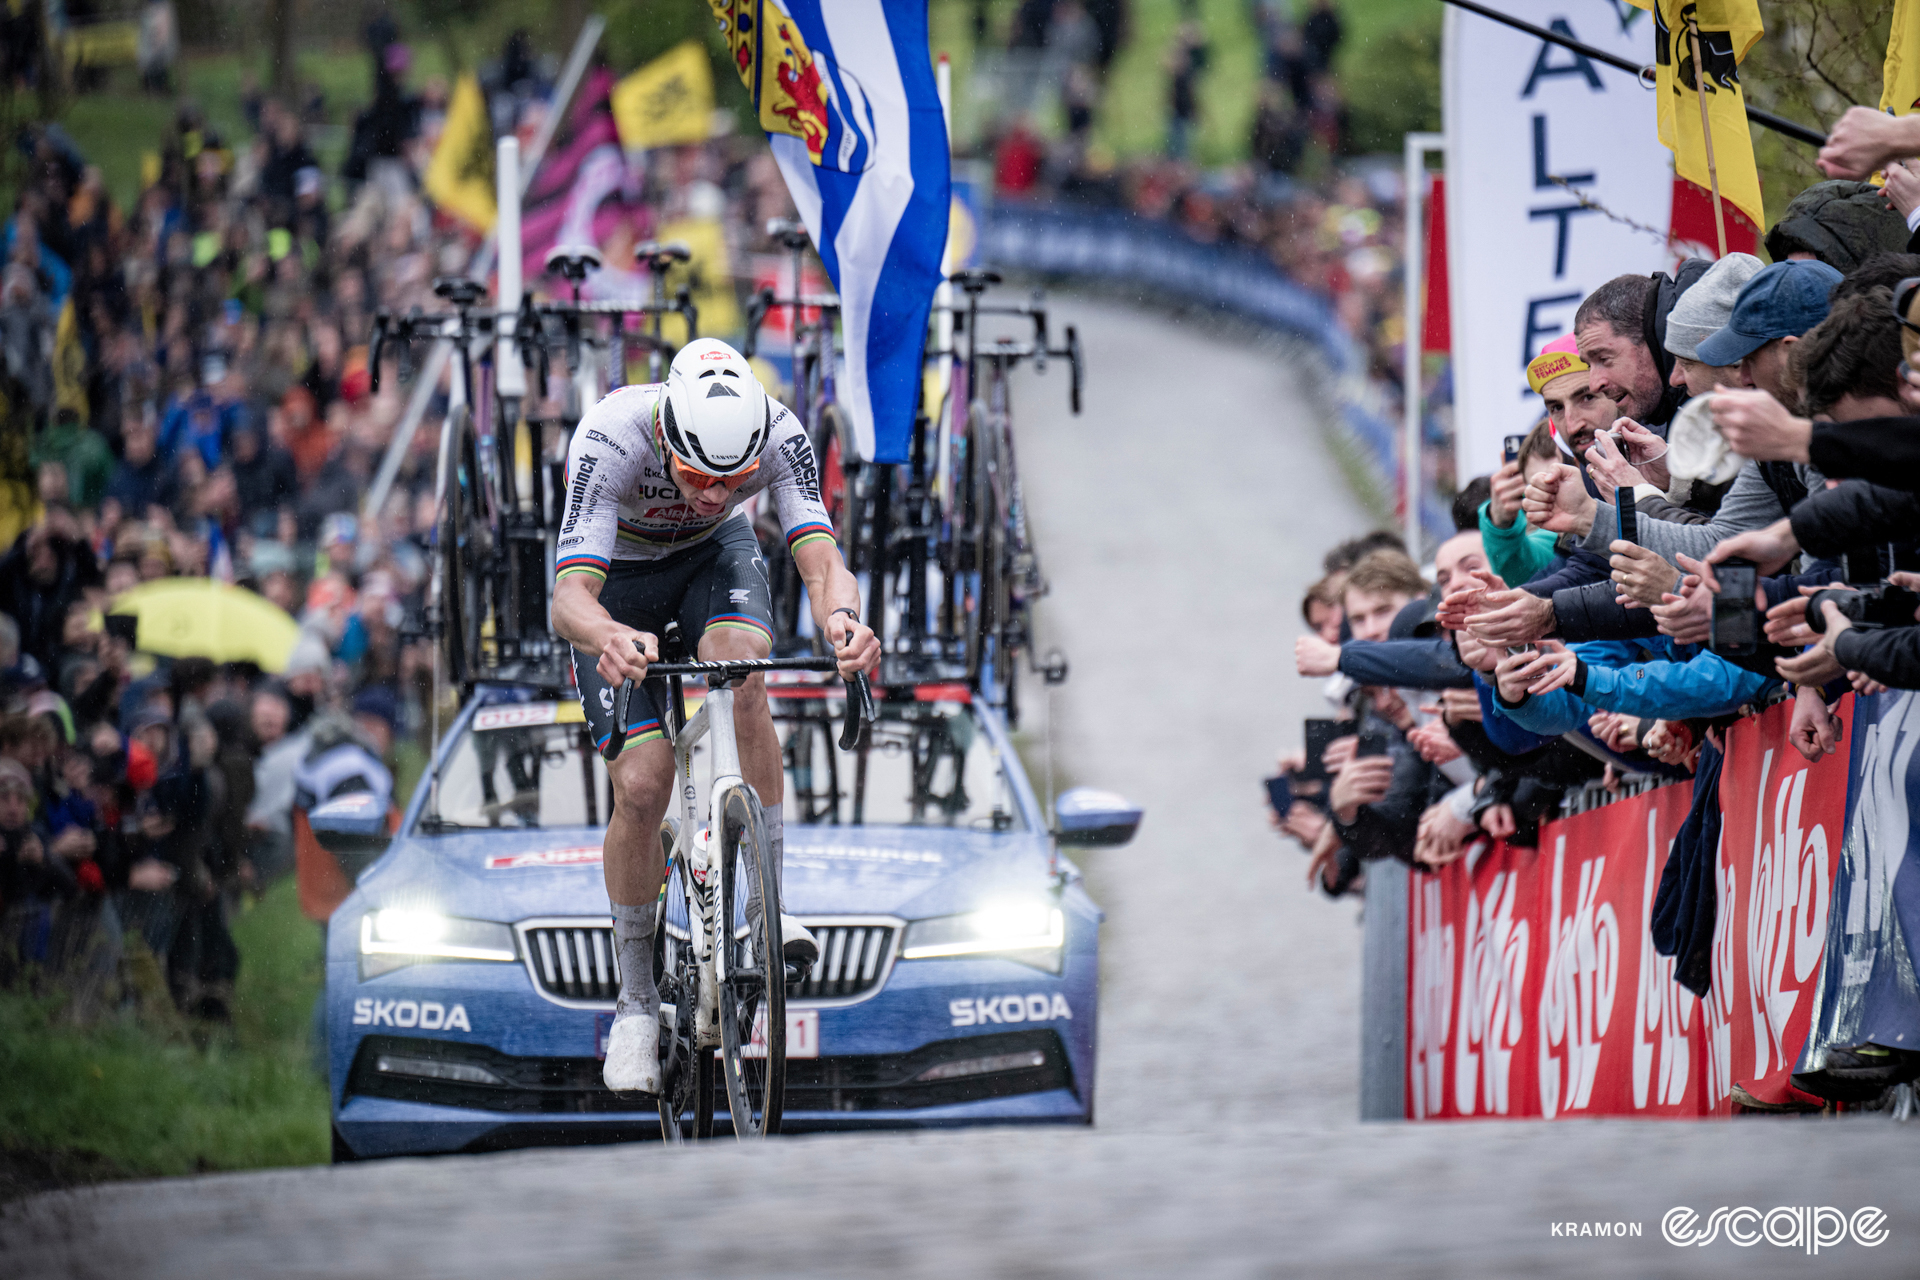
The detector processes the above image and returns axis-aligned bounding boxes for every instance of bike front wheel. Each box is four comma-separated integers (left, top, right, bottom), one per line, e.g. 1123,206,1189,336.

715,783,786,1137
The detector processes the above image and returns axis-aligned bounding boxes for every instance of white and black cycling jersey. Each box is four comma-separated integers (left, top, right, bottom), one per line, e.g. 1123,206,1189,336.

553,383,836,584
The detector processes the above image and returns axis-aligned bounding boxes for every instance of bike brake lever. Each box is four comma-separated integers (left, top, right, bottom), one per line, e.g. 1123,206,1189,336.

600,639,656,762
838,670,875,751
602,678,634,762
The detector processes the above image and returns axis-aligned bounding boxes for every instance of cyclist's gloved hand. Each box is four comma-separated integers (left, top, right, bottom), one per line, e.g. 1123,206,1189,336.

597,628,659,687
828,609,881,680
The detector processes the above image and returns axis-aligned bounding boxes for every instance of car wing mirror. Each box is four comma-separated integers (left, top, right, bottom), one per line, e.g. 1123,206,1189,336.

1052,786,1142,847
308,791,392,865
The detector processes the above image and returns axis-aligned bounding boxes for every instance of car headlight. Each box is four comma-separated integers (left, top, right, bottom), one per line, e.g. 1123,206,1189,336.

359,908,517,979
901,900,1065,973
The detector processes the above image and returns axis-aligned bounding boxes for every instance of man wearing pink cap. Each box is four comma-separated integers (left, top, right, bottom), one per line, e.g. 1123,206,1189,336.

1526,334,1619,462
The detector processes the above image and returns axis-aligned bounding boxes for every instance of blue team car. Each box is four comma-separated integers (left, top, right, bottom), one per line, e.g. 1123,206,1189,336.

317,679,1140,1157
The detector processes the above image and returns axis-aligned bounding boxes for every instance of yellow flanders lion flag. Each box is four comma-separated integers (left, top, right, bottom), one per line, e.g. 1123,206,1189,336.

424,73,496,232
612,40,715,150
1629,0,1765,235
1885,0,1920,114
707,0,833,164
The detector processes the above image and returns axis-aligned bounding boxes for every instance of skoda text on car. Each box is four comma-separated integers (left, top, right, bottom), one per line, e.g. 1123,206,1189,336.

319,678,1139,1156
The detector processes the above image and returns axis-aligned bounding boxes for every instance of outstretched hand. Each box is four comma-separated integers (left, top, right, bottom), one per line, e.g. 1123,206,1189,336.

1437,568,1508,631
1521,463,1597,537
1709,387,1812,462
1706,519,1801,579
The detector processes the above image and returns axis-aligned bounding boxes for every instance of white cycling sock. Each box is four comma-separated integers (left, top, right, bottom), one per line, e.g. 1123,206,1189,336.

610,901,658,1023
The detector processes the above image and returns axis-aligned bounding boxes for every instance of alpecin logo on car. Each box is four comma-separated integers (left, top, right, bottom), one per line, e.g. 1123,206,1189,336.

1660,1206,1890,1252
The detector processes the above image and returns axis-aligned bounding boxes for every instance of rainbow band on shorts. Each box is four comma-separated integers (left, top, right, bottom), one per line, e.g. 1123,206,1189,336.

556,552,611,583
706,613,775,647
785,522,837,554
593,717,663,752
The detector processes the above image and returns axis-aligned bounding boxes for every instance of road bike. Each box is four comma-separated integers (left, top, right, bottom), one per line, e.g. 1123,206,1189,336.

940,270,1081,723
369,258,698,703
598,636,872,1138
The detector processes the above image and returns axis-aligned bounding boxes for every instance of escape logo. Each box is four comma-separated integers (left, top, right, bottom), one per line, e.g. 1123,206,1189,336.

1661,1206,1889,1252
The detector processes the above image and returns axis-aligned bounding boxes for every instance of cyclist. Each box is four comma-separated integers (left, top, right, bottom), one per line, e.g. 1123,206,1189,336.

551,337,880,1093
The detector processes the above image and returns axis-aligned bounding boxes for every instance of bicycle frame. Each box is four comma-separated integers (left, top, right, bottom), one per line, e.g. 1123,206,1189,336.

661,679,741,1053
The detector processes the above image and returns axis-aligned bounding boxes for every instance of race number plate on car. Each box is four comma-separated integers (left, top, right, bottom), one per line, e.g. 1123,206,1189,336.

744,1008,819,1059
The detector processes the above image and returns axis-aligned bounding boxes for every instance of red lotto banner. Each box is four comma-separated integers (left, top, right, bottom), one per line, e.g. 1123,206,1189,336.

1407,697,1852,1120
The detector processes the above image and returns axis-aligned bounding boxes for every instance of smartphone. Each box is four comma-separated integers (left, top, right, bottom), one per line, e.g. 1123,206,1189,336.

1710,557,1758,656
104,614,139,644
1355,722,1394,759
1265,775,1294,820
1617,487,1637,546
1299,718,1355,782
1502,435,1525,465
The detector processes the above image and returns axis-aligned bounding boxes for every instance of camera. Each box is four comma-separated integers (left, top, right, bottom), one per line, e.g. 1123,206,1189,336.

1805,584,1920,634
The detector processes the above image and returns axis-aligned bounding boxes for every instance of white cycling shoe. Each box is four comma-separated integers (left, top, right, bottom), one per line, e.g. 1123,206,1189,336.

780,915,818,973
602,1012,661,1094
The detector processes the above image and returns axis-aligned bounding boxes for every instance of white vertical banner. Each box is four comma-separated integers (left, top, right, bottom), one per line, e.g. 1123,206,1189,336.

1443,0,1673,480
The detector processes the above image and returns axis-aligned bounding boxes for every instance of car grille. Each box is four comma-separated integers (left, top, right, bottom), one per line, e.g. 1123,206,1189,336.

794,920,900,1003
520,920,621,1005
517,916,901,1009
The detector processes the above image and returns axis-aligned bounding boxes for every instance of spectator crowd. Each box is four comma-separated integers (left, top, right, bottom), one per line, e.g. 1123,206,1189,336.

0,26,797,1025
1273,103,1920,1107
984,1,1426,503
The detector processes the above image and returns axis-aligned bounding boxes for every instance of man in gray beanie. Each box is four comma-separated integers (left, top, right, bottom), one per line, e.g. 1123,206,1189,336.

1663,252,1765,398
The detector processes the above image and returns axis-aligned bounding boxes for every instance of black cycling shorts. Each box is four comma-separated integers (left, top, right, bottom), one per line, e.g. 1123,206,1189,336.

572,516,774,754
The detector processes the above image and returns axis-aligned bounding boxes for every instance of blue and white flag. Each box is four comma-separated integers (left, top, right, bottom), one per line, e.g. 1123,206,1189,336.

709,0,949,464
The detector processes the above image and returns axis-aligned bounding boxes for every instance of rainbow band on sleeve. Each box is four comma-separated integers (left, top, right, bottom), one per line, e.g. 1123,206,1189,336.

785,522,837,554
556,552,611,583
706,613,775,647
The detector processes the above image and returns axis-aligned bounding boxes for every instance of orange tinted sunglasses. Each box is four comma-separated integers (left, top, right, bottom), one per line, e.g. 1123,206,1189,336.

671,454,761,492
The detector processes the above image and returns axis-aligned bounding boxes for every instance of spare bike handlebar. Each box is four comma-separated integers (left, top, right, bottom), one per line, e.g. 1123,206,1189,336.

601,654,874,761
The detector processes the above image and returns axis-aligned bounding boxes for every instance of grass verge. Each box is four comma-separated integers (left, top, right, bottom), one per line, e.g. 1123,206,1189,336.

0,875,329,1201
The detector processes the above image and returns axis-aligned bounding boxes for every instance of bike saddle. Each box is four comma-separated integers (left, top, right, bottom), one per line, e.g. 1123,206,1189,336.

432,276,488,308
544,243,602,282
766,218,813,251
634,240,693,272
950,269,1002,295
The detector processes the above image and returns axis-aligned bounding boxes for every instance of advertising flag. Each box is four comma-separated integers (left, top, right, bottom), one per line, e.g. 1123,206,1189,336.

612,40,717,150
1630,0,1765,234
517,67,655,300
708,0,950,464
1884,0,1920,115
424,74,497,232
1801,690,1920,1078
1443,1,1673,476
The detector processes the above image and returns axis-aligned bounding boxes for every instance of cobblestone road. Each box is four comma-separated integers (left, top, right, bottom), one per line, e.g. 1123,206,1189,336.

4,300,1915,1278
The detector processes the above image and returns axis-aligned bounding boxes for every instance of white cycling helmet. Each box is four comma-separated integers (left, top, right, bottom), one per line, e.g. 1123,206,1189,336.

659,338,771,476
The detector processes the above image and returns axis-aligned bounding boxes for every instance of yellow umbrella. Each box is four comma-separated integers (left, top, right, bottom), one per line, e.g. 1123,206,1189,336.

109,578,303,672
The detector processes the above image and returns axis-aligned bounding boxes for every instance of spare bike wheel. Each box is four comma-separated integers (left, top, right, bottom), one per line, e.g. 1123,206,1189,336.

716,782,786,1137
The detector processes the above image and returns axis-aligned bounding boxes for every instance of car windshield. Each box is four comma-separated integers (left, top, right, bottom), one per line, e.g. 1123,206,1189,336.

417,688,1024,833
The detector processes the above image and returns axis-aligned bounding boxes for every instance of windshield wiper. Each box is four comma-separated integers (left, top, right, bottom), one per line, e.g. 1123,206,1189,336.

416,816,490,833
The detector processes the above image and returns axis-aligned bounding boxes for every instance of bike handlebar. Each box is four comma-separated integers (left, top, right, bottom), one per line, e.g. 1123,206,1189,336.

601,655,874,761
